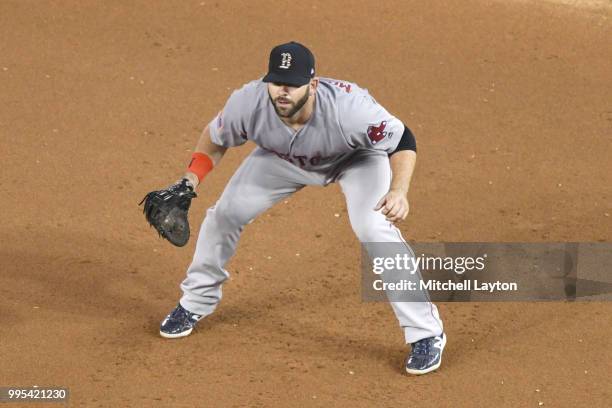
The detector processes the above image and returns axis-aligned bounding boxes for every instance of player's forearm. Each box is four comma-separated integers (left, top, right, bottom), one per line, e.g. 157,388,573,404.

388,150,416,195
183,124,228,188
194,124,227,164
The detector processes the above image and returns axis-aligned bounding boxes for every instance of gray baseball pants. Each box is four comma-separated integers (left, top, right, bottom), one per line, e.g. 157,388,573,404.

180,147,443,343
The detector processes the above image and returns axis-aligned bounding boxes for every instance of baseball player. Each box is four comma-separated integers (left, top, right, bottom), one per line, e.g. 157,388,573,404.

142,42,446,375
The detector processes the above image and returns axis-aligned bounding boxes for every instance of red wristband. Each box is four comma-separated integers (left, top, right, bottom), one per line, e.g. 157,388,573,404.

187,152,214,182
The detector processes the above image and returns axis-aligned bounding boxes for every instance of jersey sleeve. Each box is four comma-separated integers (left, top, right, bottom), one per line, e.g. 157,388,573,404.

338,93,405,154
208,86,251,147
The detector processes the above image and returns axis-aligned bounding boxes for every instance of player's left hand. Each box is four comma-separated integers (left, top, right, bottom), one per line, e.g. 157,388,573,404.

374,189,409,223
139,178,197,247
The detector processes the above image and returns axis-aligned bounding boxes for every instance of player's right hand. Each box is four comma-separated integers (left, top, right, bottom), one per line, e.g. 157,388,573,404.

374,189,409,223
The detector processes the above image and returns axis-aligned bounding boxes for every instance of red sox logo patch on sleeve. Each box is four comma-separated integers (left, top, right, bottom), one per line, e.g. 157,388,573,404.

367,121,389,144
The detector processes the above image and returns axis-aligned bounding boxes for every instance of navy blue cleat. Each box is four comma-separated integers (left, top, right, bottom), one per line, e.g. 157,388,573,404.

160,303,203,339
405,333,446,375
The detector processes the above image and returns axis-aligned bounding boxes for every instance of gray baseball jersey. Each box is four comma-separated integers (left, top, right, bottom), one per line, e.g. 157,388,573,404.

208,77,405,171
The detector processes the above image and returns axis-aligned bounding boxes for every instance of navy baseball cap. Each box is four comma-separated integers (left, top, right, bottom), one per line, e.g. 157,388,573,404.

262,41,315,87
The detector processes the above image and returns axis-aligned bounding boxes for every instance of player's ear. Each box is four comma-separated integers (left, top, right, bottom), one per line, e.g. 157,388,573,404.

310,77,319,92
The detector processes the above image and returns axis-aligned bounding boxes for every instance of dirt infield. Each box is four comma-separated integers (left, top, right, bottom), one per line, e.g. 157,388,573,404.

1,0,611,407
518,0,612,10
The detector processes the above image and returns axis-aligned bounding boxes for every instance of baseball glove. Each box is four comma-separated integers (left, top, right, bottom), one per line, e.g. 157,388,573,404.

139,178,197,247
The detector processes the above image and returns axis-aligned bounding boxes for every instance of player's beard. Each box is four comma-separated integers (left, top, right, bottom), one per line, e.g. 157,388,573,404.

271,87,310,118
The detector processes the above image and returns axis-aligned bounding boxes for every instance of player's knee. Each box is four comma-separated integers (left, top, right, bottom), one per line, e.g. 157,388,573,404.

211,199,253,226
350,217,386,243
